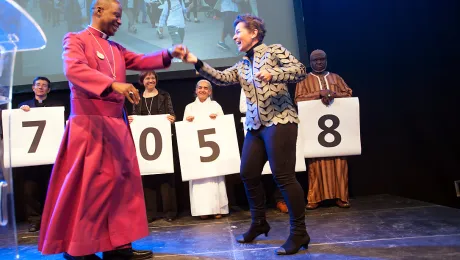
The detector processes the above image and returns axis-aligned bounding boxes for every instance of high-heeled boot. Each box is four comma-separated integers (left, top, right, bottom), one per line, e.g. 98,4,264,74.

275,232,311,255
236,219,271,243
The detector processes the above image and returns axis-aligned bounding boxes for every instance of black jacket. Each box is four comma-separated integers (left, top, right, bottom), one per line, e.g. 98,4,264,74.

129,88,175,116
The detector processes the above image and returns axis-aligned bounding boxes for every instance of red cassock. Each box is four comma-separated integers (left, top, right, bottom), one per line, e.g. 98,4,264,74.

38,27,172,256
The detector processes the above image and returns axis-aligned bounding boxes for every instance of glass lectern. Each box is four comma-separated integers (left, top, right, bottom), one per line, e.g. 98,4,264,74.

0,0,47,258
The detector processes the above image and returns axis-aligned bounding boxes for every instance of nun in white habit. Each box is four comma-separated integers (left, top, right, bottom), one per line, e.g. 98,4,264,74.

183,79,229,219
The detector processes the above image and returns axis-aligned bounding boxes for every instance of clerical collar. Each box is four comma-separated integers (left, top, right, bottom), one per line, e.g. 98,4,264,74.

35,96,47,103
245,41,263,59
87,25,109,40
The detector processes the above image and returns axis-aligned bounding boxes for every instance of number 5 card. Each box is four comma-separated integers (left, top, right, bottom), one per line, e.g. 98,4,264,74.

2,107,65,168
175,114,241,181
297,97,361,158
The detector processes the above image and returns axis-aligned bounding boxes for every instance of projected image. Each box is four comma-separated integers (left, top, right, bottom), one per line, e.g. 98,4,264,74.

14,0,301,86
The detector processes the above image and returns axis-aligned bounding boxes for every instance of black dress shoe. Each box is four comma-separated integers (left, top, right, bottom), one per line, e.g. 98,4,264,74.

147,216,158,223
28,223,40,232
275,233,310,255
63,252,101,260
103,248,153,260
165,217,175,222
236,219,271,243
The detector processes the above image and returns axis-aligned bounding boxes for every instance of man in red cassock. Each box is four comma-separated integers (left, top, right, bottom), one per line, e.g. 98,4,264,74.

37,0,187,259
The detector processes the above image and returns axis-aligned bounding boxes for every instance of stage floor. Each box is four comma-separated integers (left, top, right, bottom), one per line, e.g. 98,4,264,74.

6,194,460,259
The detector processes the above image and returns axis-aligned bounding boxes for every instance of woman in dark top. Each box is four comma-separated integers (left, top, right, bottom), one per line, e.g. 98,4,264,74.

128,70,177,222
183,14,309,255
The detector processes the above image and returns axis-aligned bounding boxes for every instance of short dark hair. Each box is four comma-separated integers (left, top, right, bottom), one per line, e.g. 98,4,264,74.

233,14,266,42
138,71,158,87
32,76,51,88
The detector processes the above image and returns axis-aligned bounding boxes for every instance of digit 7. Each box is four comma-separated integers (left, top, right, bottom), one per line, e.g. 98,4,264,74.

22,120,46,153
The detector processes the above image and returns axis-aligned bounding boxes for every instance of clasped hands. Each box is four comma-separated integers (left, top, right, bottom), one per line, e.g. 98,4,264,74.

319,89,337,106
179,47,273,82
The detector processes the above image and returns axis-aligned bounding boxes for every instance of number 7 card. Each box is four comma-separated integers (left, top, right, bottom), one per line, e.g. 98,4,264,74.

2,107,65,167
297,97,361,158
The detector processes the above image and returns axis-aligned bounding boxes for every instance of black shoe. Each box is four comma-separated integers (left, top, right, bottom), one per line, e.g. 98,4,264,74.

275,233,310,255
236,219,271,243
28,223,40,232
165,217,175,222
63,253,101,260
103,248,153,260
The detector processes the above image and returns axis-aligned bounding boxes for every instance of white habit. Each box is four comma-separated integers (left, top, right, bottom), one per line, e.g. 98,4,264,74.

183,97,229,216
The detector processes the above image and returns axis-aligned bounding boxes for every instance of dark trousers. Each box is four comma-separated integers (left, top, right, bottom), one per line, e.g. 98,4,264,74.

146,2,162,27
142,174,177,219
240,123,306,235
273,186,284,202
14,165,52,224
186,0,199,19
167,26,185,45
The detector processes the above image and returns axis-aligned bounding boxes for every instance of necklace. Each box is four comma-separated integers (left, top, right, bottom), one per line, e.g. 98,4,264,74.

86,27,116,79
144,96,154,115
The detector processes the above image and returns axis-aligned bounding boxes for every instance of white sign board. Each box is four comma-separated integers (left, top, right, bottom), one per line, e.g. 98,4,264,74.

298,97,361,158
176,114,241,181
129,115,174,175
2,107,65,167
242,120,306,174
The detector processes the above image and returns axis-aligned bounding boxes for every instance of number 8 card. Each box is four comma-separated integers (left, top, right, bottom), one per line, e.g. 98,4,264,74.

297,97,361,158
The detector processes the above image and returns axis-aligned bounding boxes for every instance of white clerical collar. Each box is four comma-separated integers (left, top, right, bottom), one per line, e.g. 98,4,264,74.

87,25,109,40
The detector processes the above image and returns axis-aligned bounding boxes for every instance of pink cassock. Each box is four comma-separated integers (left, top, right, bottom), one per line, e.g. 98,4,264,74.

38,27,172,256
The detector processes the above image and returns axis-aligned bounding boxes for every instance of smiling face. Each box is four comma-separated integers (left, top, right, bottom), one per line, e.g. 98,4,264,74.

32,79,50,98
94,0,122,36
233,22,259,52
195,81,212,102
142,72,157,91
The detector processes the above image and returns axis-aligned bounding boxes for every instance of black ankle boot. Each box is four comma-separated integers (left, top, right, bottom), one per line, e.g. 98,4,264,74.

275,233,310,255
102,248,153,260
63,253,101,260
236,219,271,243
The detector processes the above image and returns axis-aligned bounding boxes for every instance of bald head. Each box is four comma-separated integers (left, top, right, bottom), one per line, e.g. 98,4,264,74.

310,49,327,73
90,0,122,36
310,49,327,60
91,0,118,10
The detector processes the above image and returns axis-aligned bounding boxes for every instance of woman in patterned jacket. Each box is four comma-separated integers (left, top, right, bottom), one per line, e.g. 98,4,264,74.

182,14,310,255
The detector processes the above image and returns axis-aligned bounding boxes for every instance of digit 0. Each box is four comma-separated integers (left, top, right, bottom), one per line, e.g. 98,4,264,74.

139,127,162,161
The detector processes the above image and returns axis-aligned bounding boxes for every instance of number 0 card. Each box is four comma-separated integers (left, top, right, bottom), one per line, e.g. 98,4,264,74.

129,114,174,175
297,97,361,158
175,114,241,181
2,107,65,167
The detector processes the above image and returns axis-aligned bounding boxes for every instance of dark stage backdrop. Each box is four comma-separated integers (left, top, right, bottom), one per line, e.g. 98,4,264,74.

302,0,460,208
10,0,460,219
